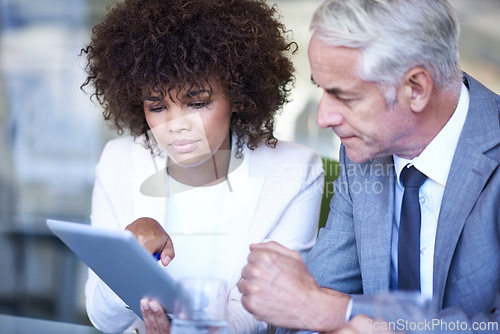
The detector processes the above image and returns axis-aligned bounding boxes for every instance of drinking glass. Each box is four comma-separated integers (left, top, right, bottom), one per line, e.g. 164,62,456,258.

373,291,434,334
171,277,230,334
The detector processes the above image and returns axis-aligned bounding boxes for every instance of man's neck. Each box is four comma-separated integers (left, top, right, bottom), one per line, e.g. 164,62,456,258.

401,84,462,160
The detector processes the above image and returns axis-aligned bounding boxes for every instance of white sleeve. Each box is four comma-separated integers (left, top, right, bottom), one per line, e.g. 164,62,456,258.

227,288,268,334
264,152,324,255
85,270,137,333
226,146,324,333
85,140,140,333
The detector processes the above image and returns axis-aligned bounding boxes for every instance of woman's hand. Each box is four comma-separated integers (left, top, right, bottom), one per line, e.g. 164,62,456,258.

141,298,171,334
126,217,175,266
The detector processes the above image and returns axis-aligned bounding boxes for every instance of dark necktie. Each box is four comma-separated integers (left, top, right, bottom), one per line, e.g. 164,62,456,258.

398,165,427,291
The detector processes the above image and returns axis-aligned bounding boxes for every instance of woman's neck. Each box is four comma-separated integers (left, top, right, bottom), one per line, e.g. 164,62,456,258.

167,135,231,187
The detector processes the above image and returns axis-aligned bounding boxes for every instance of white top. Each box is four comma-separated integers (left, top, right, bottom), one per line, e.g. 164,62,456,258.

392,83,470,298
85,134,324,333
164,177,252,284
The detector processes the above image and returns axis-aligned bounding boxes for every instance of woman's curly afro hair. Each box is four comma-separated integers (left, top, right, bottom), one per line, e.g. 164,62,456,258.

81,0,297,154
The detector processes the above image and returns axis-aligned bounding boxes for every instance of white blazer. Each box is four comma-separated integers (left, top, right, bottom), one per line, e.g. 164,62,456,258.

85,135,324,333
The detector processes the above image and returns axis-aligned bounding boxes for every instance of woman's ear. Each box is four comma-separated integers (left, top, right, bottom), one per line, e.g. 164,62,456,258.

402,67,433,113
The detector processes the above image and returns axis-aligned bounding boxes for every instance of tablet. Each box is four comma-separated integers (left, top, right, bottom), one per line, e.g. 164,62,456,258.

46,219,177,319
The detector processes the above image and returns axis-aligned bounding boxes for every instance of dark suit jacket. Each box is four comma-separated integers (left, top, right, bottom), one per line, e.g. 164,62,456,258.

303,74,500,333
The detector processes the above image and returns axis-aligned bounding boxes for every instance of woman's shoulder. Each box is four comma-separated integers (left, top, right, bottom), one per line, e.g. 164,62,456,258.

247,140,323,179
101,135,140,152
98,134,150,168
250,140,322,165
100,134,149,156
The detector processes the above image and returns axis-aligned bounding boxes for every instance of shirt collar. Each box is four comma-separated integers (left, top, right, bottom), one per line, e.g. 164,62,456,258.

394,82,469,188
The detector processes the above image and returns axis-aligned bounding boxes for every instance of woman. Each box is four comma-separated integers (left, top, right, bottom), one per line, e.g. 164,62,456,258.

81,0,323,333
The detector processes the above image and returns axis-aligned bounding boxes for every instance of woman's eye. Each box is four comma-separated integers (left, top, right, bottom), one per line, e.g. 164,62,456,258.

188,101,209,109
148,106,165,112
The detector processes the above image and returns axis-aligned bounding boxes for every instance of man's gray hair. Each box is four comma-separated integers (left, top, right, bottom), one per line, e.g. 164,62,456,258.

311,0,462,105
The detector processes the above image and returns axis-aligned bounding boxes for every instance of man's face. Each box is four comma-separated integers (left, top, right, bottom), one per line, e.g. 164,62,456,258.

308,34,416,163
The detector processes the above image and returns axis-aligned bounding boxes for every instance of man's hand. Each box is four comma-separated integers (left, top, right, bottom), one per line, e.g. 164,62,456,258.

237,241,350,331
140,298,170,334
126,217,174,266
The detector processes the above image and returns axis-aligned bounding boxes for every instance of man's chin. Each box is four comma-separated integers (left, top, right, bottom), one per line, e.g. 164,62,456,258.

344,147,374,164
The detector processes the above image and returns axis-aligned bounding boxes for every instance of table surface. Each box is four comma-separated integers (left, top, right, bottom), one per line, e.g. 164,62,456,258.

0,314,102,334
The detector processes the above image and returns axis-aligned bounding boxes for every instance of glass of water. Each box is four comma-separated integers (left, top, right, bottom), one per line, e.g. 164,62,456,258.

373,291,434,334
171,277,230,334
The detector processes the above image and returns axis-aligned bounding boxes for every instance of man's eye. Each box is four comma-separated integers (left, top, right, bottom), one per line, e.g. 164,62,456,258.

336,96,356,105
338,97,352,102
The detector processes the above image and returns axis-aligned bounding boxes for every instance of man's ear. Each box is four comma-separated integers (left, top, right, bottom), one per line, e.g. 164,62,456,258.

402,67,433,113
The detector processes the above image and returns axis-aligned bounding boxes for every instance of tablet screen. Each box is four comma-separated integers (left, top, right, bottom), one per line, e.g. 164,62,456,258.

47,219,177,319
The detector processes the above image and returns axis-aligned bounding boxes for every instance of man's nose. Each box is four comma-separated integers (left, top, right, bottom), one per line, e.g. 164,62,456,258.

316,94,344,128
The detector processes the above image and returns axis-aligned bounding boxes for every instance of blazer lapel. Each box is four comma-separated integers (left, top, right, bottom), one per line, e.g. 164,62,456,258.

226,148,265,225
433,74,500,309
131,137,169,222
223,148,266,287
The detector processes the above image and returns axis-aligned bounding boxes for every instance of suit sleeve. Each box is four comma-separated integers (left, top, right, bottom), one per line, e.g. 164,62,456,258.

349,293,500,333
305,145,363,294
437,298,500,334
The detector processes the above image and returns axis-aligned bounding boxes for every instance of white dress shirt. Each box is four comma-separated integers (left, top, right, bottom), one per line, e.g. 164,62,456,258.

391,83,470,298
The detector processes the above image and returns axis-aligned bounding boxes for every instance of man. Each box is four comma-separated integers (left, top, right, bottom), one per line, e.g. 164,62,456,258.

238,0,500,332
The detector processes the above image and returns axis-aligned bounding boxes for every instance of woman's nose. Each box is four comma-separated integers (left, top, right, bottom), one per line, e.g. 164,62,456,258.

167,107,192,132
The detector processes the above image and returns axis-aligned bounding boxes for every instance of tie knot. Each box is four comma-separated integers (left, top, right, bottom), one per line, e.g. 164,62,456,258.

400,165,427,188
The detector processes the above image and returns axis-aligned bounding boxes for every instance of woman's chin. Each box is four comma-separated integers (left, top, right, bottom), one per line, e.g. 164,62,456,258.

168,152,213,168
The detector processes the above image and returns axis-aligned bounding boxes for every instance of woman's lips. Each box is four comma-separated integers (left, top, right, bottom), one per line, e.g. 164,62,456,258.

169,139,200,154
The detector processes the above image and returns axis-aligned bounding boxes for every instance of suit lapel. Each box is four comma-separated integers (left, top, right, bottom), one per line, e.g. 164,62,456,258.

433,74,500,309
357,156,395,293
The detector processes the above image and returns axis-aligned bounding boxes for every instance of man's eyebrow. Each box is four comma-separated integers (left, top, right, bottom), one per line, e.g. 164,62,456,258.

310,75,344,96
325,87,344,96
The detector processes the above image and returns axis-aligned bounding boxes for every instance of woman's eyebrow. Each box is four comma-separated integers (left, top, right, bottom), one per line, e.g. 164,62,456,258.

144,96,162,102
183,89,210,99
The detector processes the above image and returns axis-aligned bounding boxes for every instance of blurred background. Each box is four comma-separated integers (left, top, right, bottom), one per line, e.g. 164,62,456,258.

0,0,499,327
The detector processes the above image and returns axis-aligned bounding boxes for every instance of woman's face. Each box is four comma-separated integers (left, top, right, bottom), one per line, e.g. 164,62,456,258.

143,81,233,167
